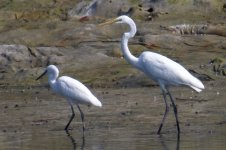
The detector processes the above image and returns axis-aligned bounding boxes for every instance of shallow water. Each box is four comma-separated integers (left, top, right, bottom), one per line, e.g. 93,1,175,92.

0,80,225,150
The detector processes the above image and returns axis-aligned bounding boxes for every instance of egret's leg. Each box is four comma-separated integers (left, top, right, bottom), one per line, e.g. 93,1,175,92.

167,90,180,134
157,91,169,134
65,130,77,149
65,105,75,131
76,104,85,136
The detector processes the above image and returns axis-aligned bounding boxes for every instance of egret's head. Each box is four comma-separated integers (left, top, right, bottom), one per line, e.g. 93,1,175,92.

98,15,136,37
99,15,133,26
36,65,59,80
115,15,132,24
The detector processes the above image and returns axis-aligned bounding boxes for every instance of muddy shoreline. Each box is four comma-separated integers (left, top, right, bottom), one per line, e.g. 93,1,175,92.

0,78,226,149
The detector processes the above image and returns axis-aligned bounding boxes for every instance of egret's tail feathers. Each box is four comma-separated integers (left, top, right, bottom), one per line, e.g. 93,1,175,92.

95,100,102,107
189,77,205,93
190,85,203,92
91,97,102,107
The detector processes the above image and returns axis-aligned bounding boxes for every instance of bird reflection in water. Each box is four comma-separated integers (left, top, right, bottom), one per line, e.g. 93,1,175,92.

159,134,180,150
65,130,85,150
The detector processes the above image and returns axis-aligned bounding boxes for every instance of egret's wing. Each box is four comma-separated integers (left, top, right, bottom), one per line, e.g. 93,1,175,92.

56,76,95,105
140,52,191,86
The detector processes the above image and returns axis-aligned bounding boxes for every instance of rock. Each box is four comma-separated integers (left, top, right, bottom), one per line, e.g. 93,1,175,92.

0,44,72,84
0,0,225,87
0,45,66,70
0,44,30,70
68,0,100,18
162,24,226,37
67,0,136,19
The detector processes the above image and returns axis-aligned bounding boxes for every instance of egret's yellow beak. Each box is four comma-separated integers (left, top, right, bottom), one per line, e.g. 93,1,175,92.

98,18,117,27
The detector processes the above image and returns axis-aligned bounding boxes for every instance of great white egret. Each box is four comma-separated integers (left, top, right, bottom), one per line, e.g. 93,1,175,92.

99,15,204,134
36,65,102,135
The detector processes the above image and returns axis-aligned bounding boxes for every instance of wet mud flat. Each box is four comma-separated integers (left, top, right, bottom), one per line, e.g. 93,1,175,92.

0,75,225,150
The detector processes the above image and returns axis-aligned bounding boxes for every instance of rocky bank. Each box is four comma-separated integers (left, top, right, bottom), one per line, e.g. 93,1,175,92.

0,0,225,86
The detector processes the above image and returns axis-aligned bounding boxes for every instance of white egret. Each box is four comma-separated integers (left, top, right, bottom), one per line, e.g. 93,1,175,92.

99,15,204,134
36,65,102,134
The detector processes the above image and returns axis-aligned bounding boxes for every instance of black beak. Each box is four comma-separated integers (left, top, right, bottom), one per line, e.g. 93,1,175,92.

36,70,47,80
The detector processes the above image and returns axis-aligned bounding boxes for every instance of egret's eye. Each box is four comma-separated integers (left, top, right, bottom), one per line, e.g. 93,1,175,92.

116,18,123,23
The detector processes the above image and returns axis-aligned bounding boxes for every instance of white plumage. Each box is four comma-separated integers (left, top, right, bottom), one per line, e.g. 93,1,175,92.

99,15,204,135
53,76,102,107
36,65,102,134
139,51,204,92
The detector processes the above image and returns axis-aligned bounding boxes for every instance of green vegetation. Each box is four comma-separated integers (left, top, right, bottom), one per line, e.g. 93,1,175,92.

167,0,191,5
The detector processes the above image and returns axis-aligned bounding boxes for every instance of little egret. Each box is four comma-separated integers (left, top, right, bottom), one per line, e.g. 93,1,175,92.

99,15,204,134
36,65,102,134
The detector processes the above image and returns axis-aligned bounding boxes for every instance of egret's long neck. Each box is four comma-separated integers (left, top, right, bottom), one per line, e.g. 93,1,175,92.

121,19,141,70
48,72,58,88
